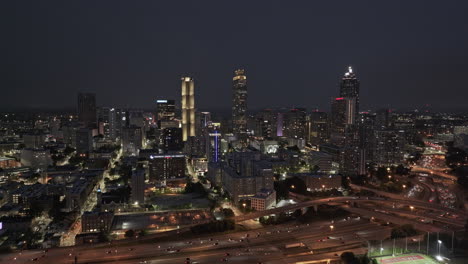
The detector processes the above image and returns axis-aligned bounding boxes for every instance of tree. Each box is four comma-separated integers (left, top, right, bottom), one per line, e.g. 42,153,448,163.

292,209,302,218
139,229,148,237
340,252,360,264
395,165,410,175
375,167,389,181
391,224,418,239
63,146,75,156
124,229,135,238
222,208,235,218
98,231,111,242
310,165,320,174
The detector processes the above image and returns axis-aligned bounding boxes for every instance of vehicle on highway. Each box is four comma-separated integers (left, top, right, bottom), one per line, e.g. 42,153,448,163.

285,242,305,249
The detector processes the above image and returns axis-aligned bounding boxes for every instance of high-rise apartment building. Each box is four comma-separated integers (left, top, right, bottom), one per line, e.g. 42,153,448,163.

232,69,248,146
181,77,195,141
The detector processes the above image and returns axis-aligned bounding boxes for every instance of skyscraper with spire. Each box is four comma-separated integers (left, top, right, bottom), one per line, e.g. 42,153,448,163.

232,69,248,146
339,66,360,120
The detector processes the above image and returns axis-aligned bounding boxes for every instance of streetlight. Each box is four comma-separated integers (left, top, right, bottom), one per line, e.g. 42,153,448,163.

437,240,442,256
291,185,295,189
329,225,334,231
410,206,414,211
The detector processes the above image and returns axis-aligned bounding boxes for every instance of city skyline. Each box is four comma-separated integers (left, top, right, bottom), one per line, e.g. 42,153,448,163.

1,2,468,263
3,1,468,111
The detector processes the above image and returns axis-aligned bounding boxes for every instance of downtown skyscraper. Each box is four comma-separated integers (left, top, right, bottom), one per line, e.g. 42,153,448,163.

339,66,360,120
181,77,195,141
77,92,97,127
232,69,248,146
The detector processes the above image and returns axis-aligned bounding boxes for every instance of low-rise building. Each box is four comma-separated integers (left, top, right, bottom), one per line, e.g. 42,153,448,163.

81,211,114,233
20,148,52,170
250,189,276,211
294,173,342,192
0,157,21,169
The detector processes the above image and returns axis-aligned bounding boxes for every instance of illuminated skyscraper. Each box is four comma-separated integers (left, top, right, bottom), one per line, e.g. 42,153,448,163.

330,97,355,146
155,99,176,122
232,69,248,145
181,77,195,141
339,66,360,120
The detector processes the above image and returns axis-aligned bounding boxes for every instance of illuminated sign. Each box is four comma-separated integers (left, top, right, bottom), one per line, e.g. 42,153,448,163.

156,100,168,103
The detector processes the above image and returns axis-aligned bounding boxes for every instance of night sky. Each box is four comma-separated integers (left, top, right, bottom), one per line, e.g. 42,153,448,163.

2,1,468,111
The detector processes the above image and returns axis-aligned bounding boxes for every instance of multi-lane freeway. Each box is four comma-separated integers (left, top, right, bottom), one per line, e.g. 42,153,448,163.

2,218,386,264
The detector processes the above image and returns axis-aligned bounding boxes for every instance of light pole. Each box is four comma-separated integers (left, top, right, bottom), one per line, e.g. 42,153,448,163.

437,240,442,256
329,225,334,231
405,237,408,252
380,240,383,255
427,232,430,254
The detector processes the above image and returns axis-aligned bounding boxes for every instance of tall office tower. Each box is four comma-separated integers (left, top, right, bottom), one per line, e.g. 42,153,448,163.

73,128,93,155
339,66,360,120
122,125,143,156
97,107,111,139
232,69,248,145
375,108,393,129
330,97,356,146
255,109,276,139
276,112,284,137
155,99,176,123
310,111,329,145
195,112,212,157
160,127,183,152
131,169,145,205
283,108,307,139
196,112,211,133
77,93,97,127
206,123,221,162
181,77,195,141
108,108,118,140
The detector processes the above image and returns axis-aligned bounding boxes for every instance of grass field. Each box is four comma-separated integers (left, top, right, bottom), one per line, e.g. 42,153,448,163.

374,254,439,264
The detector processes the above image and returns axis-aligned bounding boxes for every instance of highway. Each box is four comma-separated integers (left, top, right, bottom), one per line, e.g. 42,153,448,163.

3,218,386,264
235,195,467,223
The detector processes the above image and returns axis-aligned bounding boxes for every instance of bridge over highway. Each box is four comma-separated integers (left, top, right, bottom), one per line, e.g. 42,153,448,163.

235,195,467,223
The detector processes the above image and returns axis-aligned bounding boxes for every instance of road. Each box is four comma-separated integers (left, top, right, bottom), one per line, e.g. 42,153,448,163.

410,166,457,181
3,218,387,264
235,194,467,223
